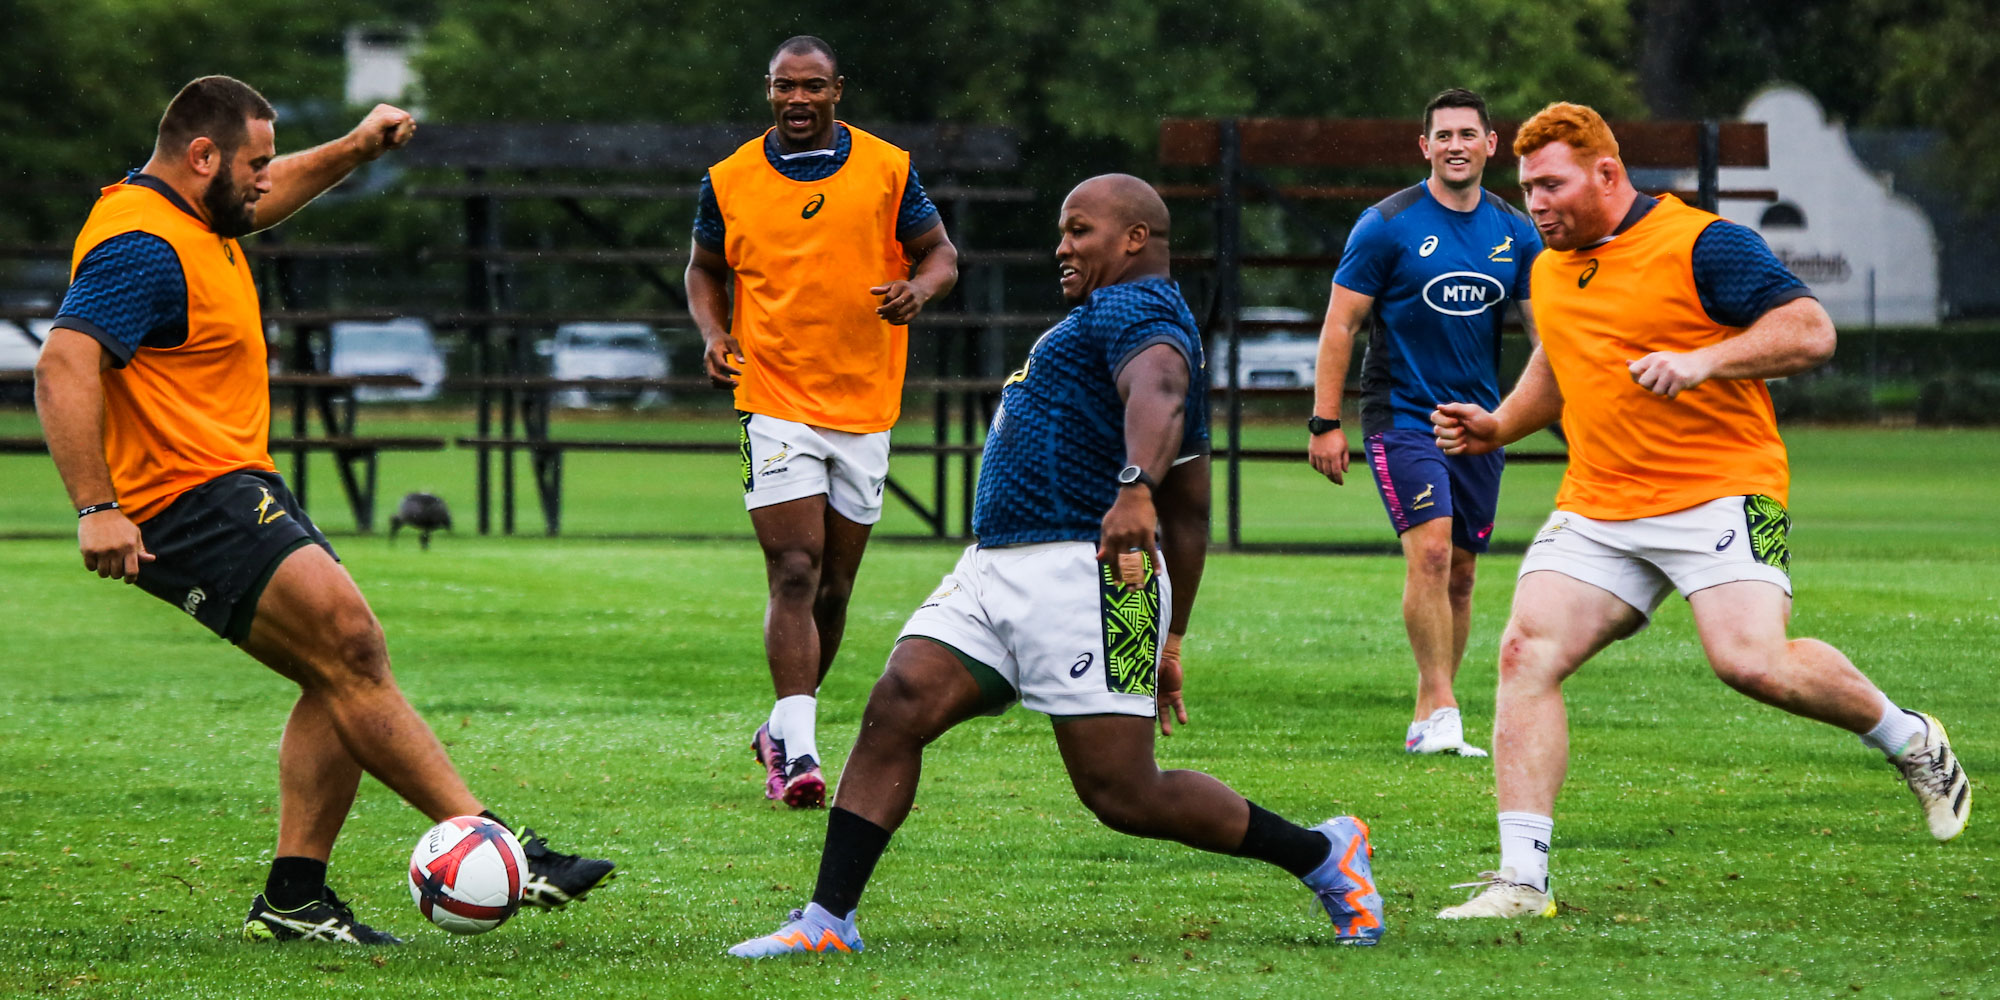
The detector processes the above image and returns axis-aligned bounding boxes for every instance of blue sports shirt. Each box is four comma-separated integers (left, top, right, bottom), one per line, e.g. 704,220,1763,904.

972,278,1209,548
692,124,939,251
52,173,198,367
1601,196,1813,326
1334,184,1542,434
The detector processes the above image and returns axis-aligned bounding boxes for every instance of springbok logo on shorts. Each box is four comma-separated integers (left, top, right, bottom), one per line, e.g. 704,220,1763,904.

254,486,289,525
1411,483,1436,511
182,587,206,617
760,443,792,477
918,583,960,609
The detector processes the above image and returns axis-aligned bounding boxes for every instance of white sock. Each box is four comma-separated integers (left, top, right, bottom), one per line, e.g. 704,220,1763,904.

1859,701,1926,757
772,694,818,764
1497,812,1553,893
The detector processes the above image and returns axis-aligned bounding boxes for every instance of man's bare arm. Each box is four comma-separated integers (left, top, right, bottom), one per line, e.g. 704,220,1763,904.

1306,283,1373,485
872,220,959,324
1628,297,1834,399
253,105,415,232
35,328,153,580
686,242,742,387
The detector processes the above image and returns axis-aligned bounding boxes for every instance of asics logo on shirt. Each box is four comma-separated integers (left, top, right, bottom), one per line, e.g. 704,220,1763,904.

1579,259,1600,288
801,193,825,219
1418,235,1439,257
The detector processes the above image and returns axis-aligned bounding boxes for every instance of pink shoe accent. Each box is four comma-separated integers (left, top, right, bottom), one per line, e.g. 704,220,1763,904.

753,724,786,800
782,765,826,809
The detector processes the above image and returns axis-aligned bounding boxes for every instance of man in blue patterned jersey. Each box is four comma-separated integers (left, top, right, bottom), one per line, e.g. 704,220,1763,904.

729,174,1384,957
1306,88,1543,756
685,35,959,809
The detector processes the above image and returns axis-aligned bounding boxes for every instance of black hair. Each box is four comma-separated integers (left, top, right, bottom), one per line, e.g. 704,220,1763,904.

158,75,276,156
1422,87,1490,134
769,35,838,75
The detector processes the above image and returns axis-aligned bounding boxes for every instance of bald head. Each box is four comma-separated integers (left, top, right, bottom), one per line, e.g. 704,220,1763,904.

1065,173,1171,239
1056,174,1173,303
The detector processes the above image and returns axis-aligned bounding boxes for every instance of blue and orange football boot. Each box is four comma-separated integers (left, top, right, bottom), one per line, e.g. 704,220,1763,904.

727,902,864,958
1301,815,1384,945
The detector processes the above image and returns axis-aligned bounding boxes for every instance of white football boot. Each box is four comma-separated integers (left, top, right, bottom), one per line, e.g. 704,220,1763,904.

1436,867,1556,920
1891,712,1970,841
1406,707,1488,757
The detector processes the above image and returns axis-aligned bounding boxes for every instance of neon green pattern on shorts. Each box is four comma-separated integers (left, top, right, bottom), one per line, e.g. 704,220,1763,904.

1097,559,1160,697
736,411,755,493
1744,494,1791,574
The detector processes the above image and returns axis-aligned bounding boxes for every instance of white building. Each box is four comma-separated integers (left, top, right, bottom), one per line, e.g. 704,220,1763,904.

1718,85,1939,327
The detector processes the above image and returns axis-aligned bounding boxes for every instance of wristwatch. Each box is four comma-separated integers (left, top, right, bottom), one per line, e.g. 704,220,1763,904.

1306,415,1343,436
1117,465,1157,491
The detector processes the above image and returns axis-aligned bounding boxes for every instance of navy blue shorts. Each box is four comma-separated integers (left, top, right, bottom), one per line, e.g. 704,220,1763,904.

1364,428,1504,553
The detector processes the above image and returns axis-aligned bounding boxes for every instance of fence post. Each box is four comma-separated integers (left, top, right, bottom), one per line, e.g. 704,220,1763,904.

1697,120,1720,214
1217,120,1244,551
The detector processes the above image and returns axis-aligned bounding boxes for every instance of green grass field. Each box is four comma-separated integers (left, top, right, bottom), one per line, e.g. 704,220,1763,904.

0,418,1995,998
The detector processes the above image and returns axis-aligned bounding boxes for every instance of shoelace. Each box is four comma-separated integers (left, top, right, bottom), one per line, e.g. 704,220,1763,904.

1895,742,1955,796
1449,871,1544,895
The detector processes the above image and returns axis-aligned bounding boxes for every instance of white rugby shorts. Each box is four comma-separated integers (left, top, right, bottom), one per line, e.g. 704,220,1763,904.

738,412,890,525
899,541,1170,718
1519,495,1794,627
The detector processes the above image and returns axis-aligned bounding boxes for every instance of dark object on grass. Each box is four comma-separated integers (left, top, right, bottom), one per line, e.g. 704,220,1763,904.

390,492,452,549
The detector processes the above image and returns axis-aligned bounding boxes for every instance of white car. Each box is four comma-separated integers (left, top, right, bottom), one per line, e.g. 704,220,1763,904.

329,319,444,402
1210,307,1320,389
548,323,669,408
0,321,46,405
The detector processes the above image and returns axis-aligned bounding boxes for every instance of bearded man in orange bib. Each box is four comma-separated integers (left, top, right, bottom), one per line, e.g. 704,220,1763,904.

685,35,959,809
1428,102,1968,919
36,76,613,943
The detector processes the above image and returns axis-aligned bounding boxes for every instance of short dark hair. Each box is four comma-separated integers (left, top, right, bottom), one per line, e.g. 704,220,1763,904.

158,75,276,157
1422,88,1490,135
769,35,838,76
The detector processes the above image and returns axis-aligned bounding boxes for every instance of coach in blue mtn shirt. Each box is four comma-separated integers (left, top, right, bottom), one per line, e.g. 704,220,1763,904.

1307,88,1543,758
730,174,1385,957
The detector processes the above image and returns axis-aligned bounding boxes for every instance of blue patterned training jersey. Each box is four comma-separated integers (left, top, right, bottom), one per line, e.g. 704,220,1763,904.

972,277,1208,548
1334,183,1541,434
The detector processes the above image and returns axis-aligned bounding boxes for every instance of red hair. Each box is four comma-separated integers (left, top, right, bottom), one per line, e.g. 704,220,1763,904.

1513,102,1620,165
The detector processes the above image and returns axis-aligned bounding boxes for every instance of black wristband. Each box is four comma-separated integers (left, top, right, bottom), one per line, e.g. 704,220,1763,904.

77,501,120,518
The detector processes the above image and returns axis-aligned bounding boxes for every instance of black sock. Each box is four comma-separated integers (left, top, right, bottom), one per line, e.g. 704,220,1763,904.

479,810,511,833
810,807,894,918
1231,802,1332,879
265,856,328,911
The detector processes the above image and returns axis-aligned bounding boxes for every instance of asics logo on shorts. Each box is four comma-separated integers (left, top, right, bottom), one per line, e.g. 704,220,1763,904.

182,587,206,617
1716,529,1736,551
1069,652,1093,678
254,486,288,525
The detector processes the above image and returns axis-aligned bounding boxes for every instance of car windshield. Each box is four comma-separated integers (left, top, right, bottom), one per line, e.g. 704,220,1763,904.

338,329,428,353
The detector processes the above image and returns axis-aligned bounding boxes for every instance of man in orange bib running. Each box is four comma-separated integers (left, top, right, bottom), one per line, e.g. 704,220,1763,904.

685,36,959,809
1429,102,1968,919
36,76,613,943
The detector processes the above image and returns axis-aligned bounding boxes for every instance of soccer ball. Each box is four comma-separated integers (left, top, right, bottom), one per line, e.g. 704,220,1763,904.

407,816,528,934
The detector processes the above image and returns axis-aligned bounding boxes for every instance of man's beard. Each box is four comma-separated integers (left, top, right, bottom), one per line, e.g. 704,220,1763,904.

202,160,257,238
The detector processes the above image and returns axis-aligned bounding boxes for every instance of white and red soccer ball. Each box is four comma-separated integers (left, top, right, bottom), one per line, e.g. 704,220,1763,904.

408,816,527,934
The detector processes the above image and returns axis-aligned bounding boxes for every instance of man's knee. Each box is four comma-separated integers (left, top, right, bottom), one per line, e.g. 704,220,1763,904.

815,575,854,613
304,611,391,691
1071,770,1162,837
1496,625,1569,688
767,548,821,600
1406,532,1453,581
1707,639,1794,704
859,668,952,744
1448,561,1478,607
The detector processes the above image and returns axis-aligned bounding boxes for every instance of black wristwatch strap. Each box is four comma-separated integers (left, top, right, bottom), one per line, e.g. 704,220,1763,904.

1117,465,1157,491
1306,415,1343,436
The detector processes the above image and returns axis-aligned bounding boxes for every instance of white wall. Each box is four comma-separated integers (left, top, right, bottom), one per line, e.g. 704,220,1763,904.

1719,85,1939,327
